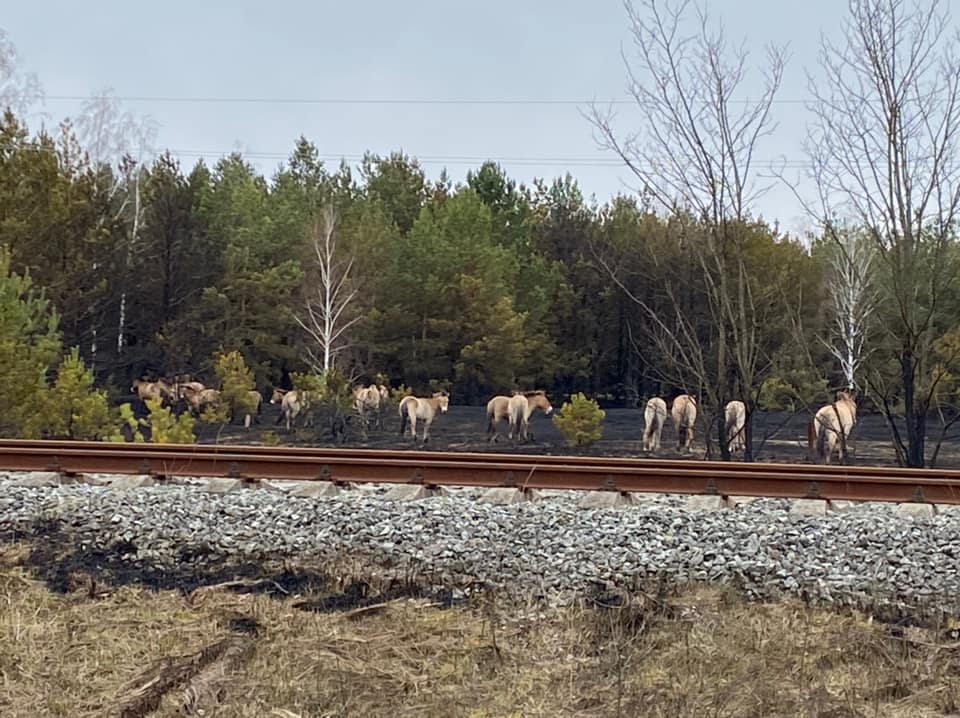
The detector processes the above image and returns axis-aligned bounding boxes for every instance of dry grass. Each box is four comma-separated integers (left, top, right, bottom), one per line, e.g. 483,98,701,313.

2,542,960,718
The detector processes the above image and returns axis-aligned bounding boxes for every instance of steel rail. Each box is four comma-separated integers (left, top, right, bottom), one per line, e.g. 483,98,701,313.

3,439,952,479
0,440,958,504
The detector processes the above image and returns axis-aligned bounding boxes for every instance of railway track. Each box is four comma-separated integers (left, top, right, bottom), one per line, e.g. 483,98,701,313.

1,439,959,505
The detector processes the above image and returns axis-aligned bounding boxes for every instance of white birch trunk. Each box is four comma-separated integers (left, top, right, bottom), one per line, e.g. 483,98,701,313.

296,207,362,373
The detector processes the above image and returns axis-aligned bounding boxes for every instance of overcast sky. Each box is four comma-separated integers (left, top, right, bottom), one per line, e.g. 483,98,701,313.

3,0,906,235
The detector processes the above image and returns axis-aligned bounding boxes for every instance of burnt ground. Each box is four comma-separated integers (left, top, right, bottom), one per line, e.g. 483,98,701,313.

192,401,960,468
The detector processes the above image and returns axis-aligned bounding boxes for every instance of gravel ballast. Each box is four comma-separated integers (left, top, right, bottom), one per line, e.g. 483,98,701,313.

1,474,958,615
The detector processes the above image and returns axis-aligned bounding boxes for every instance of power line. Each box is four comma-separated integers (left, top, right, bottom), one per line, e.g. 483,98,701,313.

37,93,812,106
0,142,815,168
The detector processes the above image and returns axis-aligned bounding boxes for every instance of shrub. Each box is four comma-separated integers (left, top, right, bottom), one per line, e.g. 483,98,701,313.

292,368,354,439
111,403,146,443
111,398,195,444
261,430,280,446
212,350,258,422
758,371,829,412
27,348,113,440
144,398,196,444
552,392,605,447
390,384,412,404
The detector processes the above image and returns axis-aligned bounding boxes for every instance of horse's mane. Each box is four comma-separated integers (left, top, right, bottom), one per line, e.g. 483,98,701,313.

523,390,545,397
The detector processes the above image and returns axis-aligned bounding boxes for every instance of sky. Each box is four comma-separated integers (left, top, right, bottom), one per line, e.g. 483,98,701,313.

2,0,882,235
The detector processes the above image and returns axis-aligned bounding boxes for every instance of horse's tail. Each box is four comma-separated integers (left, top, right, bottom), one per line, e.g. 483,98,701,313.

399,397,410,436
725,407,739,445
486,404,497,438
510,399,525,439
815,415,828,462
643,406,660,442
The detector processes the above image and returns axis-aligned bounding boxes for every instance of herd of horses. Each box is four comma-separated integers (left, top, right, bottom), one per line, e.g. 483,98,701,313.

129,374,858,464
639,390,857,464
131,378,263,427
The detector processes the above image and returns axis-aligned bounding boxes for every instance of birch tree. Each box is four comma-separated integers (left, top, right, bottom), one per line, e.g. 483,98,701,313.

588,0,788,460
73,90,157,367
821,229,876,391
297,207,361,372
806,0,960,467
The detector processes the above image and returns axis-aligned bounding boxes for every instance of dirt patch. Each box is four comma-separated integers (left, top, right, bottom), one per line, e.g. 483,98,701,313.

17,526,332,597
4,541,960,717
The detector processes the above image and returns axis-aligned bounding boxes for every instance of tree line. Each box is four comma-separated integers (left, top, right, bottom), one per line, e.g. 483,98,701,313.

3,0,960,467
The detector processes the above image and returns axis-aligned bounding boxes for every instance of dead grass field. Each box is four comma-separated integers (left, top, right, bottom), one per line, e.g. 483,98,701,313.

3,543,960,717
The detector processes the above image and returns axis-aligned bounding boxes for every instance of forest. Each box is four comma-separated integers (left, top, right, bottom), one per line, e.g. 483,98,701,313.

3,0,960,467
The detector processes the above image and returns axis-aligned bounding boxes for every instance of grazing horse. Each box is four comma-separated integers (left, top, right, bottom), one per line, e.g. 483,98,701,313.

641,397,668,453
725,400,746,454
509,390,554,443
131,378,175,404
399,392,449,443
671,394,698,453
271,389,311,431
485,395,514,442
378,384,390,403
808,391,858,464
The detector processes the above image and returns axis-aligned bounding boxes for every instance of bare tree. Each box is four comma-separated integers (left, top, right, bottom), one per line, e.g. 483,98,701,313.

0,29,42,117
821,228,876,390
296,207,361,372
806,0,960,467
588,0,788,460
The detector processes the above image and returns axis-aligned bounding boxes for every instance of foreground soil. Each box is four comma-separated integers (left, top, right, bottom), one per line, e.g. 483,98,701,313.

197,403,960,468
3,543,960,717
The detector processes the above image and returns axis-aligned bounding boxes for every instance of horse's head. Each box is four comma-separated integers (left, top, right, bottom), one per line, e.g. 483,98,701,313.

432,391,450,413
270,388,287,404
529,390,553,415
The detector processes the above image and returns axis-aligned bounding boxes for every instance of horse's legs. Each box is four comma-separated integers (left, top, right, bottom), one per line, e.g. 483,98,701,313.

422,416,433,443
409,415,418,440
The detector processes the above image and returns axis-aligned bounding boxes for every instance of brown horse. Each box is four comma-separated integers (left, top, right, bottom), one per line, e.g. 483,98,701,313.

808,390,858,464
354,384,384,429
486,395,514,442
671,394,698,453
176,381,209,412
243,390,263,429
131,378,175,403
271,389,311,431
510,390,553,443
725,400,746,454
642,397,668,453
399,392,449,443
195,388,221,410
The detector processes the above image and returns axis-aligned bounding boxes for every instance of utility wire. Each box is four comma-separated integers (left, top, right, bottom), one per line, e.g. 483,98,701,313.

0,142,816,168
36,93,813,106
